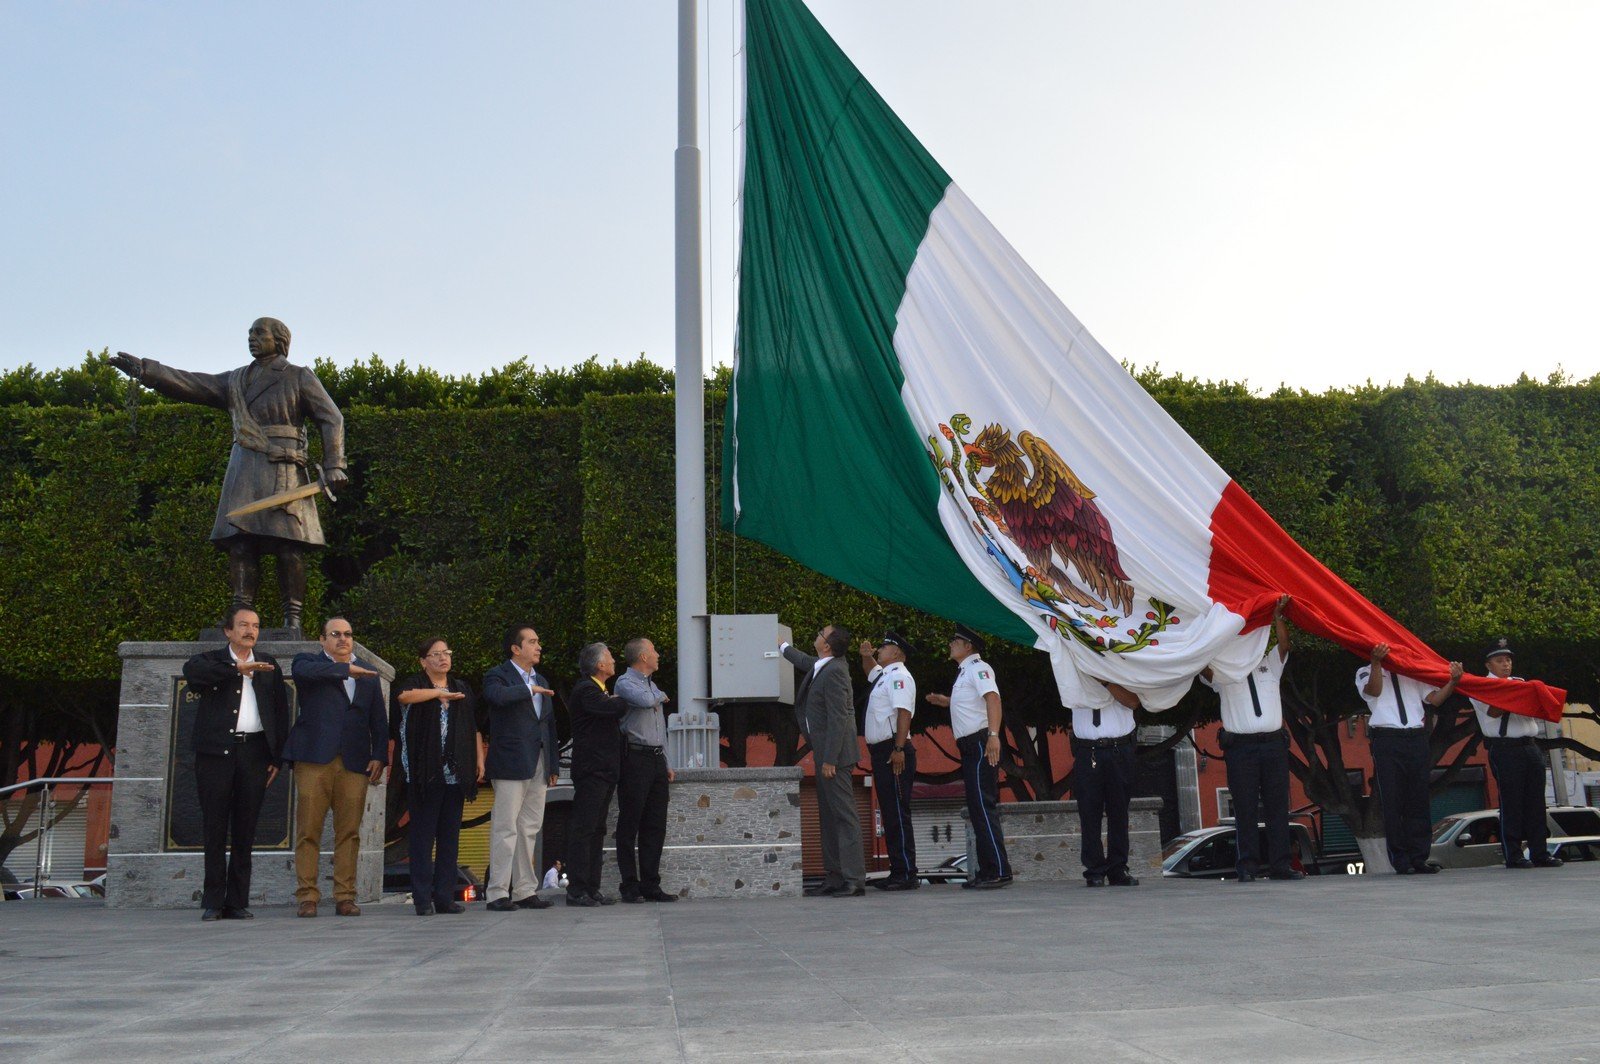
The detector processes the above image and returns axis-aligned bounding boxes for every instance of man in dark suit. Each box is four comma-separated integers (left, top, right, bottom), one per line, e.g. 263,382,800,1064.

564,642,629,907
181,605,289,921
282,616,387,917
782,625,864,897
480,624,560,912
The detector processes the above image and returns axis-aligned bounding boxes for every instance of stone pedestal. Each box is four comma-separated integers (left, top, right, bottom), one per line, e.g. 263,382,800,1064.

106,639,394,909
600,767,803,899
964,797,1165,881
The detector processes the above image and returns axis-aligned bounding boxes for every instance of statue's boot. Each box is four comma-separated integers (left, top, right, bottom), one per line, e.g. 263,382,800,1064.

228,546,260,611
277,546,306,635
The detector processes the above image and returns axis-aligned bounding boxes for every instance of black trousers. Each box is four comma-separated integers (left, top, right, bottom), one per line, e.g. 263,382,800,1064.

407,780,466,911
1223,731,1292,876
1371,729,1432,873
1488,739,1548,863
958,730,1010,881
565,773,616,898
616,747,670,896
1073,736,1135,879
194,734,271,910
868,738,918,880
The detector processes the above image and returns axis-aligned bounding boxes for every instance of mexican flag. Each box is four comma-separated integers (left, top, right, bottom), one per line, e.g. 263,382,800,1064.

722,0,1564,720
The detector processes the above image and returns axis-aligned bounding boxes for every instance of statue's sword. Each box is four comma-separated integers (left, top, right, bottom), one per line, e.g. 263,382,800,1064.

225,473,338,520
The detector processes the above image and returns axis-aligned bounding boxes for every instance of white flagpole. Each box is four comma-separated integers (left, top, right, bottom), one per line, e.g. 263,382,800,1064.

671,0,715,768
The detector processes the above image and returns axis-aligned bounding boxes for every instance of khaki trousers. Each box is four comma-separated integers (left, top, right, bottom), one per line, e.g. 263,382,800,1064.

294,755,369,903
487,751,548,902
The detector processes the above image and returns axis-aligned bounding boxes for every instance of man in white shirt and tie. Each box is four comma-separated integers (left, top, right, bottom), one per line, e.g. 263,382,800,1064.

1471,638,1561,870
1356,643,1463,875
1200,595,1302,882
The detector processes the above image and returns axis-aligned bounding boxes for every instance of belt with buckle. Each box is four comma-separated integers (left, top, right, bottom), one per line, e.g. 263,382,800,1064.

1368,726,1424,736
627,742,664,754
232,731,266,742
1073,734,1134,749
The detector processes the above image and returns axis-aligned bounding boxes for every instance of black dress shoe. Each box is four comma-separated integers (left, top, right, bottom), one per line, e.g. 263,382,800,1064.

828,885,866,897
485,898,518,912
972,875,1011,890
415,904,435,916
1412,864,1441,875
1394,866,1415,875
878,878,917,892
435,901,466,914
1531,856,1564,868
960,876,989,890
1084,875,1106,888
515,895,553,910
1267,870,1306,881
592,893,617,906
642,889,678,902
565,893,600,907
1506,858,1534,869
620,892,645,903
1108,872,1140,887
1235,872,1257,883
803,884,835,897
201,908,224,921
222,907,255,919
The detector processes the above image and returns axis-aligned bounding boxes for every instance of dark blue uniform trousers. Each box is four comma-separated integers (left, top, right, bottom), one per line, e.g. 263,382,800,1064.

868,738,917,881
1223,730,1292,876
1487,738,1548,863
958,730,1010,881
1073,736,1135,879
1371,729,1433,873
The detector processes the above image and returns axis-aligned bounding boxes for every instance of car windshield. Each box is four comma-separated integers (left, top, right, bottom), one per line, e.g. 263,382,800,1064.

1550,808,1600,836
1161,832,1207,861
1430,816,1465,844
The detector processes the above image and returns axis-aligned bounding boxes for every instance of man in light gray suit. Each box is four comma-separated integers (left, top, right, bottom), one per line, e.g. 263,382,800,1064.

782,625,864,898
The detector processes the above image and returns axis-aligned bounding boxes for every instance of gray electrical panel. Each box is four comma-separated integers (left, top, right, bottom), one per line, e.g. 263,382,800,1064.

709,614,794,704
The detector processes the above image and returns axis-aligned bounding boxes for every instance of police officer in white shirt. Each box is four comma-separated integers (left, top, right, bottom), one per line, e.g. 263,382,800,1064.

859,631,919,891
925,624,1012,889
1069,681,1143,887
1356,643,1463,874
1200,594,1302,882
1471,638,1561,870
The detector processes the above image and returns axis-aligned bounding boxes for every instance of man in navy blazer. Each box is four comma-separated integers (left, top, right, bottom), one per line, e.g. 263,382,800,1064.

480,624,560,912
282,616,387,917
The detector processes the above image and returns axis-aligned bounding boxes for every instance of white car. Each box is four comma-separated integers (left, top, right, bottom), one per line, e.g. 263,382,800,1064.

1428,806,1600,868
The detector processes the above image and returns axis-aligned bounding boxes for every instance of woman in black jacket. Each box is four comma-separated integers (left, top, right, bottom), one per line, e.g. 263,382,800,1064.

390,637,481,915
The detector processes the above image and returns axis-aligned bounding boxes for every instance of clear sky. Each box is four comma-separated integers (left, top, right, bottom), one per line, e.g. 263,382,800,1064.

3,1,1596,392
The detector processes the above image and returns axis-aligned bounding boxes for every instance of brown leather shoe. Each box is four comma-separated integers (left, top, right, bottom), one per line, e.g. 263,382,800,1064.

335,900,361,917
297,901,318,918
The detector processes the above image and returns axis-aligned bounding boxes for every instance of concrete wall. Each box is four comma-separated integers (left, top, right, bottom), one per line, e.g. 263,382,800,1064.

966,797,1164,881
106,639,393,909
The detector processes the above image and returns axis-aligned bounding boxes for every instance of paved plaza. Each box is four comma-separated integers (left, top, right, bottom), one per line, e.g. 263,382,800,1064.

2,863,1597,1063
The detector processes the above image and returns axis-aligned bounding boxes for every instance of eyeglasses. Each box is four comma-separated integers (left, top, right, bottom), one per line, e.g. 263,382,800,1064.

426,650,453,659
325,631,354,639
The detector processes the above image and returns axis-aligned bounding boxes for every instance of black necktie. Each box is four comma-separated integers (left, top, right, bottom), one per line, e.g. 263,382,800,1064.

1391,676,1408,725
1246,674,1263,718
1092,709,1101,728
1498,708,1510,737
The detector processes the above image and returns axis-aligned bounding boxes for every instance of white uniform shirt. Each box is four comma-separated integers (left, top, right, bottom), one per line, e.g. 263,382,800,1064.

1202,649,1287,734
1069,703,1135,740
949,655,998,739
228,647,263,733
1470,677,1541,739
864,661,916,744
1354,666,1437,729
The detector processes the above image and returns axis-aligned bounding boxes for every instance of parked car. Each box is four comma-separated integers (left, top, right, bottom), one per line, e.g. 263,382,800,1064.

1162,820,1364,878
1428,806,1600,868
12,881,99,900
381,862,483,904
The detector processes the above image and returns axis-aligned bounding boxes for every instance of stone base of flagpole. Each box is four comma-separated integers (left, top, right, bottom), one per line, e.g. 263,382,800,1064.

964,798,1164,882
602,767,805,899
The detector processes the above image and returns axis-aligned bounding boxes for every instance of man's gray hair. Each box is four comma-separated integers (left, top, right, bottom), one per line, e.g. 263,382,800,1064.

578,641,610,676
621,637,651,668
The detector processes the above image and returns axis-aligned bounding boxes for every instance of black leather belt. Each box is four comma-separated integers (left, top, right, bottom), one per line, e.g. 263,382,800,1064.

232,732,266,742
1073,734,1134,749
1225,729,1284,744
1484,735,1535,747
627,742,664,754
1368,726,1424,736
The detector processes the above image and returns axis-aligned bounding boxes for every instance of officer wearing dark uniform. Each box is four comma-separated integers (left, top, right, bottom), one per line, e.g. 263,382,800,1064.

1200,595,1303,882
180,605,289,920
1069,681,1142,887
1471,638,1562,870
859,631,918,891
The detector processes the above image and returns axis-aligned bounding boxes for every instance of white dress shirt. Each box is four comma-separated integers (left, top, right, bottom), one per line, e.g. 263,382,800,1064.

229,647,262,733
864,661,916,745
1203,649,1287,735
1354,666,1438,729
1070,702,1135,740
1471,677,1542,739
949,655,998,739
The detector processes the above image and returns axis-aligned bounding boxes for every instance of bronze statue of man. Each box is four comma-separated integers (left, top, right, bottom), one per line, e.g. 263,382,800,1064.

113,318,347,633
